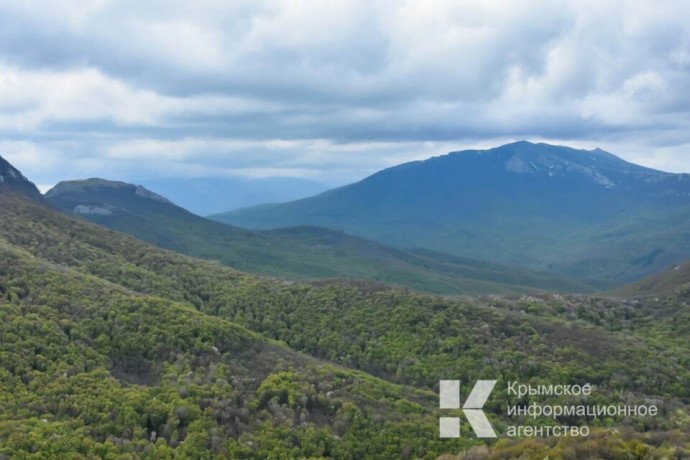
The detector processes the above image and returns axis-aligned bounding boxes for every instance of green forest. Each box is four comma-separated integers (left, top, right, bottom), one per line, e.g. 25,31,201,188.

1,191,690,458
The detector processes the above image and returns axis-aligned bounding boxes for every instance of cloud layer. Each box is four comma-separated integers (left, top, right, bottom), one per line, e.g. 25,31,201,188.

1,0,689,186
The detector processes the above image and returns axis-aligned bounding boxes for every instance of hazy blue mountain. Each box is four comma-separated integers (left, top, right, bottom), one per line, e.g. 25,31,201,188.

44,177,596,295
135,176,329,216
0,155,43,200
212,141,690,282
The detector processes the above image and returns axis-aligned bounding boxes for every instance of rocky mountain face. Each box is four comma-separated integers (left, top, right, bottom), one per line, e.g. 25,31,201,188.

0,155,42,200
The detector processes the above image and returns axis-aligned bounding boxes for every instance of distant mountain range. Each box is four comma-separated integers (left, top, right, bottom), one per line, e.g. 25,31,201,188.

137,176,329,216
213,141,690,283
44,177,593,295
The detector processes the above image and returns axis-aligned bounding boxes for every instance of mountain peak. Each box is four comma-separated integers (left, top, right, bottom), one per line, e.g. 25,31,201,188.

45,178,176,218
463,141,662,189
494,140,606,157
502,140,536,148
46,178,173,205
0,155,43,200
417,141,661,191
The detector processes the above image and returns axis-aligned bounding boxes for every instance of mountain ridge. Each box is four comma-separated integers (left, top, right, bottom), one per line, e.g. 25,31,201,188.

45,176,595,295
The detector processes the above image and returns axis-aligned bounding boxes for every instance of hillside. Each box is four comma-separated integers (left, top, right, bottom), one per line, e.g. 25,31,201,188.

44,178,595,295
2,162,690,457
0,190,472,458
213,141,690,283
608,259,690,298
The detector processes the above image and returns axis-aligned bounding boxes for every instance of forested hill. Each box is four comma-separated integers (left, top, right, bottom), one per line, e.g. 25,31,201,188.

2,167,690,456
44,177,595,295
0,185,468,458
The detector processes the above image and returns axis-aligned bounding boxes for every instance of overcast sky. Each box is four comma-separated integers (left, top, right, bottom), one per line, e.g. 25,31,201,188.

1,0,689,191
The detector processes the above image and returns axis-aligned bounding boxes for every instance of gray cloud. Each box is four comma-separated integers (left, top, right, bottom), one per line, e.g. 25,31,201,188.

0,0,689,187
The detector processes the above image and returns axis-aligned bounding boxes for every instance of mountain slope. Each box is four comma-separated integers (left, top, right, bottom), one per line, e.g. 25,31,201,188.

213,141,690,283
1,173,470,458
2,158,690,457
0,155,42,200
8,178,690,402
44,178,595,295
608,258,690,297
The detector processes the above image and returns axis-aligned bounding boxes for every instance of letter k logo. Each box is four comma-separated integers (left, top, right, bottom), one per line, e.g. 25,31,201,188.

439,380,497,438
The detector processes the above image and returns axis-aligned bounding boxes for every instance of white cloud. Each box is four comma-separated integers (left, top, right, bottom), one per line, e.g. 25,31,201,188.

35,184,55,194
0,65,174,128
0,0,689,185
0,63,285,131
0,140,56,170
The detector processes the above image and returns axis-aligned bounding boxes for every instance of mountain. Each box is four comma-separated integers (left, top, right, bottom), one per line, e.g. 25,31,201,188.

137,176,329,216
213,141,690,283
3,159,690,457
44,178,595,295
0,155,42,200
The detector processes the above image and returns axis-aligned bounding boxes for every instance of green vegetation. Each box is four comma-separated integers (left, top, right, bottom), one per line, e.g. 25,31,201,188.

444,429,690,459
45,178,595,296
1,192,477,458
2,187,690,457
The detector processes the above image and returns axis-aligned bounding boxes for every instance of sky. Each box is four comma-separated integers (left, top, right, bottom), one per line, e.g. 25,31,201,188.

1,0,689,192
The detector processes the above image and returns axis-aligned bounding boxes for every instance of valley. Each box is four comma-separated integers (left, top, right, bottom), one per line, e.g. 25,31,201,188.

45,178,594,296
